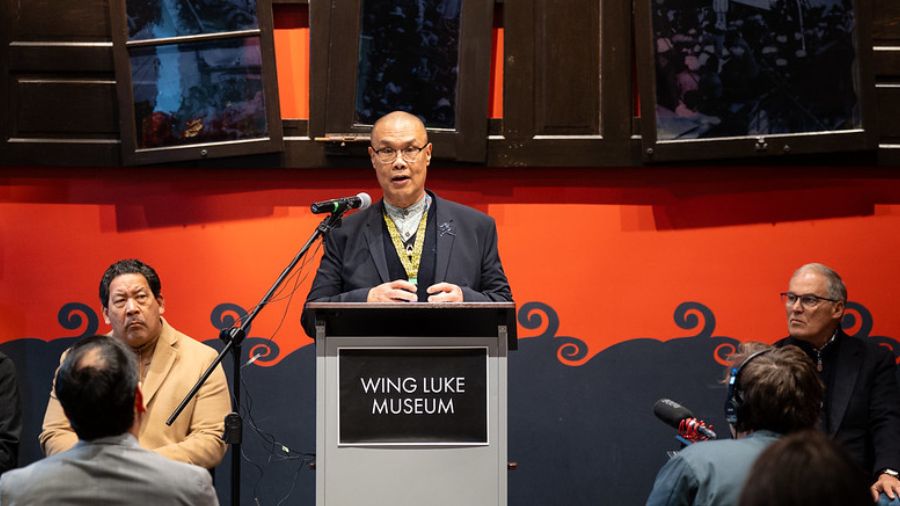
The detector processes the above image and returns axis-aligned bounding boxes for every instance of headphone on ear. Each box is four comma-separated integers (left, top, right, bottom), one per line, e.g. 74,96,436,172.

724,348,773,426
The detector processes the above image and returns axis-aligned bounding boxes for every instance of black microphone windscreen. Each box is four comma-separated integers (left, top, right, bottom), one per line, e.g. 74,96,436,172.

653,398,695,428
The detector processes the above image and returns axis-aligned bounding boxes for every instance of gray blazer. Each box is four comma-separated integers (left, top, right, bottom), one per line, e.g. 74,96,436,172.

0,433,218,505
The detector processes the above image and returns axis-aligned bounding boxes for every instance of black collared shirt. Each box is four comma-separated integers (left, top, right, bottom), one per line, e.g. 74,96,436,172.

781,334,841,432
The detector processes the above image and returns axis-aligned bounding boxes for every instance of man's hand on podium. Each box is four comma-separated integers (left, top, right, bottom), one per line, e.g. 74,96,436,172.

365,280,464,302
367,280,418,302
427,282,463,302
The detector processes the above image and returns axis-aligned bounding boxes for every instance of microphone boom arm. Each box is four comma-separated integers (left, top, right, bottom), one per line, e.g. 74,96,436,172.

166,207,349,506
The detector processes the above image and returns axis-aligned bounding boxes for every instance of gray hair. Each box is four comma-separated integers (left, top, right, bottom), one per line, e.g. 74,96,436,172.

792,263,847,303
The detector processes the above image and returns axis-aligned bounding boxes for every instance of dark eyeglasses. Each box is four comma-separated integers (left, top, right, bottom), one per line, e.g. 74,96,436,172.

371,144,428,163
780,292,840,309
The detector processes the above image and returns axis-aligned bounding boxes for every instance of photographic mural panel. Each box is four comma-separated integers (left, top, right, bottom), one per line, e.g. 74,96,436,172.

355,0,461,129
127,0,259,40
655,0,859,139
635,0,874,160
130,37,269,149
110,0,282,164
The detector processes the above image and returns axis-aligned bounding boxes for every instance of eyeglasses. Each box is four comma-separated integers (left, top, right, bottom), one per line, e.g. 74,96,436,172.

371,144,428,163
780,292,840,309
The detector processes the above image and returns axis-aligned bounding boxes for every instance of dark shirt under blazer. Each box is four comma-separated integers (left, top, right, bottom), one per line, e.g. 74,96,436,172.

303,192,512,336
778,330,900,476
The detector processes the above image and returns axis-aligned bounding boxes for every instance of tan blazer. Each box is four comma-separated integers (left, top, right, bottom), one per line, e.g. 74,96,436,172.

40,319,230,469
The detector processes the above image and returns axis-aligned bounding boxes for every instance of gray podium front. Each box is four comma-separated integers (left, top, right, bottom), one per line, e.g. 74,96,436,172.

307,302,516,506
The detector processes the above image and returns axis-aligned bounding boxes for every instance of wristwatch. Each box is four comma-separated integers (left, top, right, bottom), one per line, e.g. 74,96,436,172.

881,468,900,479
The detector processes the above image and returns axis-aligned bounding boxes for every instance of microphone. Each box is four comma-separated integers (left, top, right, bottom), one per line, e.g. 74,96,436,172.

310,192,372,214
653,398,717,441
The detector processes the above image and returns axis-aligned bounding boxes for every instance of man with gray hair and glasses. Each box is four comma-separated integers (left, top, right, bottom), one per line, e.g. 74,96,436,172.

776,262,900,504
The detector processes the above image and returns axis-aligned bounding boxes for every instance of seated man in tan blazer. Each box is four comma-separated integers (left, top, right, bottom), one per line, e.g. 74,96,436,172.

40,258,231,469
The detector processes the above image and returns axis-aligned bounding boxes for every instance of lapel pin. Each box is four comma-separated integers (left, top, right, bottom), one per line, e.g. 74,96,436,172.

439,221,455,237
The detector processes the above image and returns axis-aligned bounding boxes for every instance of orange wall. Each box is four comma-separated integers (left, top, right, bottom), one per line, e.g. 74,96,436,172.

2,166,899,365
274,5,310,119
4,9,898,360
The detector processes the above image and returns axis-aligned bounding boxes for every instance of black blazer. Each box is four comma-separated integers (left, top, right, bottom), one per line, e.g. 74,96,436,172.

777,331,900,476
302,193,512,336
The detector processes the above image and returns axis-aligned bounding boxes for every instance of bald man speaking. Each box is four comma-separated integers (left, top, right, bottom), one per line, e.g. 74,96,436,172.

302,111,512,335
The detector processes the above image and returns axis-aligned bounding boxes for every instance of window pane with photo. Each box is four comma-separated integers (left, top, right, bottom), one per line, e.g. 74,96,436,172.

652,0,861,140
355,0,461,129
130,37,269,149
127,0,258,40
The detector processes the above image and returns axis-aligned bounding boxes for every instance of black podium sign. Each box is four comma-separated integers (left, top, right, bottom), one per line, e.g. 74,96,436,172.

338,347,488,445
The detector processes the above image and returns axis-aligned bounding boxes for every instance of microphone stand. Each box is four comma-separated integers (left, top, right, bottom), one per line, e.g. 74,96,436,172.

167,208,350,506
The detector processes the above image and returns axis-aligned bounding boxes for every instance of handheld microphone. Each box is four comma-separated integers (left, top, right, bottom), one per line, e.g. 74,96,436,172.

653,398,717,441
310,192,372,214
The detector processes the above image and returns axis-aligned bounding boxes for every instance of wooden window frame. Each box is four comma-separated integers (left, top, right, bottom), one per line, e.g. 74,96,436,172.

310,0,495,163
633,0,877,163
109,0,284,165
485,0,636,167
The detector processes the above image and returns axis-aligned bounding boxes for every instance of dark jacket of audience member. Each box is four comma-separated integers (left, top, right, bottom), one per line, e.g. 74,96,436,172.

739,430,871,506
0,351,21,475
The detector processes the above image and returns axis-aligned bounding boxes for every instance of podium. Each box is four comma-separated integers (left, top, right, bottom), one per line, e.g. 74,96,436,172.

307,302,517,506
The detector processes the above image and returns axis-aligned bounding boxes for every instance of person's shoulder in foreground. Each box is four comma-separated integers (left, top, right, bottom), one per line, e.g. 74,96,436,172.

0,432,217,505
21,333,219,505
646,431,780,506
0,350,21,476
